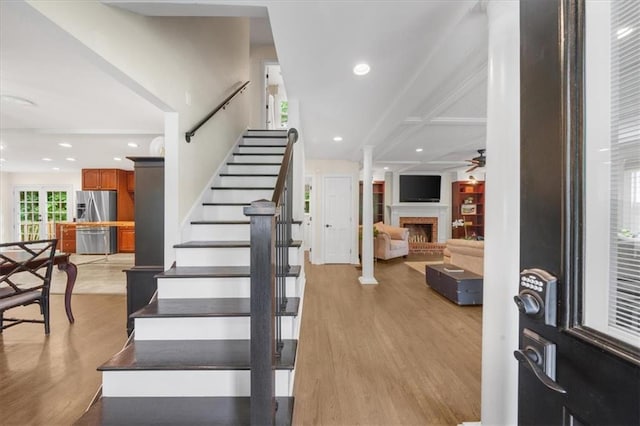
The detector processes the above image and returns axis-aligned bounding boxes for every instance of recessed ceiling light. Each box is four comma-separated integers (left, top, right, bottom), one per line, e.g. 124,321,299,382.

617,27,634,39
383,166,389,170
416,148,423,152
333,136,343,142
42,157,52,161
66,157,75,162
114,157,122,161
0,146,4,151
0,94,37,107
127,142,139,148
0,158,5,162
58,142,72,148
52,167,60,171
599,148,610,152
353,63,370,76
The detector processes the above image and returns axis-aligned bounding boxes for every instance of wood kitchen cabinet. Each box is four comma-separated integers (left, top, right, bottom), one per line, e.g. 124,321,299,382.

118,227,135,253
81,168,135,223
82,169,118,190
55,223,76,253
126,171,135,193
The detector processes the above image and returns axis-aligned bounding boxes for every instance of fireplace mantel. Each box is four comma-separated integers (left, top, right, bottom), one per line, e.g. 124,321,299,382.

388,204,451,243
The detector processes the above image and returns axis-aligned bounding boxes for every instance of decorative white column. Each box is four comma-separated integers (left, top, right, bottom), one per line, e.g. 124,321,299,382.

482,1,519,425
359,145,378,285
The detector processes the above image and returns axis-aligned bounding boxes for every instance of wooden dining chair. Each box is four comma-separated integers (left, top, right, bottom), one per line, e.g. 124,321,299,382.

0,239,58,334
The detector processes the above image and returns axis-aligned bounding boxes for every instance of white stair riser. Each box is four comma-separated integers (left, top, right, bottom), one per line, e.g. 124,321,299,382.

134,316,299,340
232,155,283,163
176,247,300,267
189,224,250,241
219,176,278,187
226,164,280,174
157,276,300,299
201,205,246,221
102,370,292,397
211,189,273,204
237,146,286,154
246,130,287,138
187,223,302,241
242,137,286,146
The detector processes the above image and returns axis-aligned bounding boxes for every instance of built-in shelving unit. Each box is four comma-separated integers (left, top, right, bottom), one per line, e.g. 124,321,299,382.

359,181,385,224
451,180,485,239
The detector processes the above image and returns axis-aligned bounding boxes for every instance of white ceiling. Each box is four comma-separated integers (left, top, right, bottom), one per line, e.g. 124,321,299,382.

0,0,489,176
0,1,164,173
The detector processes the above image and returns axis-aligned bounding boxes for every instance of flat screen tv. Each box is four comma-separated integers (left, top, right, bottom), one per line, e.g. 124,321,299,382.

399,175,442,202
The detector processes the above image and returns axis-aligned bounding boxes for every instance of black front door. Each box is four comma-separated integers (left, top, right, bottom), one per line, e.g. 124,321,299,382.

518,0,639,424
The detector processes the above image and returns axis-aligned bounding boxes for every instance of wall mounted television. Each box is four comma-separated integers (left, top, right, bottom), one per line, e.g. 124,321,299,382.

399,175,442,202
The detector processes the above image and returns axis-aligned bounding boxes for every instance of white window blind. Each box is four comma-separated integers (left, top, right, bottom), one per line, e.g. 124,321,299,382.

608,0,640,343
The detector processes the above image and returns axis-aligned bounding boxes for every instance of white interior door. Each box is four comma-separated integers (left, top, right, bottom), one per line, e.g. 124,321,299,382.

323,176,352,263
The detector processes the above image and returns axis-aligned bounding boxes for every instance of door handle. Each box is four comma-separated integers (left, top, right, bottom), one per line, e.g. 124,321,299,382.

325,224,332,228
514,349,567,394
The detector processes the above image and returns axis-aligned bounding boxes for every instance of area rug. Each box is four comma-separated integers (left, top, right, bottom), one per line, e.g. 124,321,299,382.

404,260,443,275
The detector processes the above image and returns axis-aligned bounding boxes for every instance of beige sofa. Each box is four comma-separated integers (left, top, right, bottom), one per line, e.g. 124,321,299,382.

443,239,484,275
374,222,410,260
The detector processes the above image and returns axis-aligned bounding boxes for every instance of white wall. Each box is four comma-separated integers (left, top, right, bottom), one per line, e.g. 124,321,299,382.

28,1,251,265
249,44,278,129
0,171,81,242
0,172,12,242
305,159,360,264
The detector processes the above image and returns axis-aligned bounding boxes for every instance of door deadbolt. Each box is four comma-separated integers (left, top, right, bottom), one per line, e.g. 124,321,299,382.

514,292,542,316
516,268,558,326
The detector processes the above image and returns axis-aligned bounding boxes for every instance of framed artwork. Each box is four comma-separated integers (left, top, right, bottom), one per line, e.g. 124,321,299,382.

461,204,477,215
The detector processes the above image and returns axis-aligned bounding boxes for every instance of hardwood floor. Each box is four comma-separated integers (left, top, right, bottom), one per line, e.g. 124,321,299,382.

0,294,127,426
292,255,482,425
0,254,481,425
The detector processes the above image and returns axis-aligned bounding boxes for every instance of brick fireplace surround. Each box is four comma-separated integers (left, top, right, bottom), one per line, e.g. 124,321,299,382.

399,217,446,254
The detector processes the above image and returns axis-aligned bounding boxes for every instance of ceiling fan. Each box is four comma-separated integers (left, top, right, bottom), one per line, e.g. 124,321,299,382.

466,149,486,172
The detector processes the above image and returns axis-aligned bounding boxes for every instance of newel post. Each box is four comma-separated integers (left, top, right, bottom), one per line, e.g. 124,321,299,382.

244,200,277,425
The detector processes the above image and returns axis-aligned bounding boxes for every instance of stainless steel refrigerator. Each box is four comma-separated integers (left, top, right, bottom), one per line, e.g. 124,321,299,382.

75,190,117,254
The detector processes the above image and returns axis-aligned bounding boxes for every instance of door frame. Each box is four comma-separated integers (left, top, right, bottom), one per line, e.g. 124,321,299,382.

321,174,354,264
303,175,314,257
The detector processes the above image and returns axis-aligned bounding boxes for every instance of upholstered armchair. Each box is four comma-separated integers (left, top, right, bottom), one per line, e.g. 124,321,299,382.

374,222,410,260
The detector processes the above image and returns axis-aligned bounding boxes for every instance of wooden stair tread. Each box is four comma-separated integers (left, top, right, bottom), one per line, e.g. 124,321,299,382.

244,134,287,138
190,220,303,225
157,265,301,278
226,162,282,165
202,202,250,206
131,297,300,318
75,396,293,426
219,173,279,177
174,240,303,248
237,145,286,149
210,187,275,190
233,153,284,156
99,339,297,371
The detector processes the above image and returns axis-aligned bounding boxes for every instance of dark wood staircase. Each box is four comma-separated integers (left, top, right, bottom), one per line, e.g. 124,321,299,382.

76,129,304,425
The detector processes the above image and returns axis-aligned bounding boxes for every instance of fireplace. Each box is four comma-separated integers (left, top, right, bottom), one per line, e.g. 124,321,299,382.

399,217,443,253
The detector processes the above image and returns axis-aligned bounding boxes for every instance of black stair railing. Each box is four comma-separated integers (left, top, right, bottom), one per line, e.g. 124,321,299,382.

244,128,298,425
185,81,250,143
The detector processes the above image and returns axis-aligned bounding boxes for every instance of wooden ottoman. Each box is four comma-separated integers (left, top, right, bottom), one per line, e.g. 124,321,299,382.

425,263,483,305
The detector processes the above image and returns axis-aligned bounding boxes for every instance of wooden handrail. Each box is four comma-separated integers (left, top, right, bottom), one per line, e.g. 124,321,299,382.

272,128,298,206
185,81,250,143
